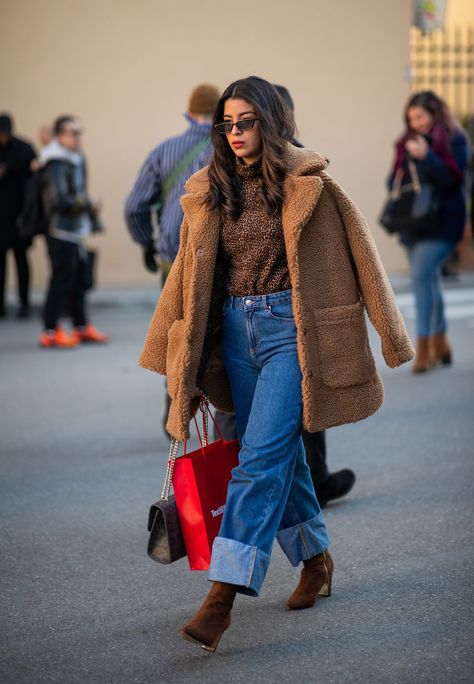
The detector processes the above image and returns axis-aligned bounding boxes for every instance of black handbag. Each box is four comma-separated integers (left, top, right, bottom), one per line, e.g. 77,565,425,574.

379,160,440,236
147,436,187,564
147,494,187,564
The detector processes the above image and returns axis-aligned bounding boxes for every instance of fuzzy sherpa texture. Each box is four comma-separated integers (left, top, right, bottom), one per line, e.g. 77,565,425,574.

139,144,415,441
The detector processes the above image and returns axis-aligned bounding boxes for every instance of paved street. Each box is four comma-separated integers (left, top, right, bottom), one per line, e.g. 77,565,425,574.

1,279,473,683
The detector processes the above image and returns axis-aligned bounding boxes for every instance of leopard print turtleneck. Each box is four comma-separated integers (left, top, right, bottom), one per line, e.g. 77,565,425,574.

220,157,291,296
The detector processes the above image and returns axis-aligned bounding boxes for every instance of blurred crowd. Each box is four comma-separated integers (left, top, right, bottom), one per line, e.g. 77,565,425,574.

0,113,108,346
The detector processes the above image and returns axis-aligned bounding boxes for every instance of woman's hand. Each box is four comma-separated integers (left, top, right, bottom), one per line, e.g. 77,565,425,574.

405,135,429,160
190,386,202,417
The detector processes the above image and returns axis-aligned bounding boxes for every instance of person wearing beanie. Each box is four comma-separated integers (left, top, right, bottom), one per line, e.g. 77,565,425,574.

0,113,37,318
125,83,220,432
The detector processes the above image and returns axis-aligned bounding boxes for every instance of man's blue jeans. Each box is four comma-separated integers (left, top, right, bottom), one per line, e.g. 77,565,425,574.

407,240,454,337
208,289,329,597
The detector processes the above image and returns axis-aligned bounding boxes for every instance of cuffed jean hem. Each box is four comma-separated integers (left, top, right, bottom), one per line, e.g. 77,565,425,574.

276,512,330,567
208,536,271,597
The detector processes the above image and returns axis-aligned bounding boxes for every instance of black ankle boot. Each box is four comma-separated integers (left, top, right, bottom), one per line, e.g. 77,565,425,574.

315,469,355,507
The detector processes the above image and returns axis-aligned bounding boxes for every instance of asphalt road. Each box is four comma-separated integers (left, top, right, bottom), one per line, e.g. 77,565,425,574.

1,283,473,683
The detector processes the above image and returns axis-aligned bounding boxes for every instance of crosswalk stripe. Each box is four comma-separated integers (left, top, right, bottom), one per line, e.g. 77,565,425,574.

395,288,474,320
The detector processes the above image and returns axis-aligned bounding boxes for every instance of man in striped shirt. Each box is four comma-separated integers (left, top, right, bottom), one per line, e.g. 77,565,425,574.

124,84,220,282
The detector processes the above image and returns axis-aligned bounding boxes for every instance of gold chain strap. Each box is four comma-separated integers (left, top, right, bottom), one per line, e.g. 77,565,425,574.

160,437,180,501
199,393,210,447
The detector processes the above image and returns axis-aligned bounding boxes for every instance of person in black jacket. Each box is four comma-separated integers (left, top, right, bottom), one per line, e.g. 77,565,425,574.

389,91,469,372
274,84,355,507
39,115,108,348
0,114,36,318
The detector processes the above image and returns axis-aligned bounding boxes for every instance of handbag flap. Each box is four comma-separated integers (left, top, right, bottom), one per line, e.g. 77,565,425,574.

147,502,160,532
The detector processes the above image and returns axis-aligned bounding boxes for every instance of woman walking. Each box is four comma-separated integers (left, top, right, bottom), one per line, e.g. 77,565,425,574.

389,91,469,372
140,76,414,651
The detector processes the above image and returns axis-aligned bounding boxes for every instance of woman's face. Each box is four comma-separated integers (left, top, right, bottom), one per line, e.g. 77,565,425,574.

222,98,263,164
407,106,434,135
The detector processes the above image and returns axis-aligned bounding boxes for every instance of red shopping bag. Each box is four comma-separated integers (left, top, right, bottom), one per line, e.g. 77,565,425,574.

172,400,240,571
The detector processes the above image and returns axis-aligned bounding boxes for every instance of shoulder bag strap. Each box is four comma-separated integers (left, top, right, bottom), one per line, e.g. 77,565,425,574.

161,136,210,203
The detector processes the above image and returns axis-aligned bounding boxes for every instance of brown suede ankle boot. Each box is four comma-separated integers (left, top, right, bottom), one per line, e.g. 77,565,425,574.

412,336,432,373
180,581,237,652
429,332,452,366
286,550,334,610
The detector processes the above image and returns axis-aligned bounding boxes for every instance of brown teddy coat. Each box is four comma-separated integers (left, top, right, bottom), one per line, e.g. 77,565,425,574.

139,144,414,441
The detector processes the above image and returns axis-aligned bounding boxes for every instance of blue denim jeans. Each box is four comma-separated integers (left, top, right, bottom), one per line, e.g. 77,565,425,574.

208,289,329,597
407,240,455,337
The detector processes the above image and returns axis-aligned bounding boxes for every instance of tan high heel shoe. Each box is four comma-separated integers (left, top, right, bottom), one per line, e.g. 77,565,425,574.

412,336,432,373
429,332,452,366
286,550,334,610
180,581,237,652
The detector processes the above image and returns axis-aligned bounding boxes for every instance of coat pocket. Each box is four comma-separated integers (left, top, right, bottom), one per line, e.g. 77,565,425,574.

313,300,376,388
166,319,186,398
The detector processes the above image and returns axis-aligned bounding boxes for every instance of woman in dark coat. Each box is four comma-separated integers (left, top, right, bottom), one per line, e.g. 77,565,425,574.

389,91,469,372
0,114,36,317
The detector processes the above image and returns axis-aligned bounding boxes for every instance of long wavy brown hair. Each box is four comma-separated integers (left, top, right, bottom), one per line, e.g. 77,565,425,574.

206,76,295,220
404,90,459,132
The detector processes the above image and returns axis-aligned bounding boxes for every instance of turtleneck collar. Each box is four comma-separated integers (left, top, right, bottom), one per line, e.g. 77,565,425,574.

236,155,262,179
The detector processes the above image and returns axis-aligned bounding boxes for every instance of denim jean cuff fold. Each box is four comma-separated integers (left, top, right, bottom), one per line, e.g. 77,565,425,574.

276,512,330,567
208,536,271,597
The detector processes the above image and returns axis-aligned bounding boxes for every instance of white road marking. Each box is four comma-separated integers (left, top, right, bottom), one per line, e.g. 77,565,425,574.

396,288,474,321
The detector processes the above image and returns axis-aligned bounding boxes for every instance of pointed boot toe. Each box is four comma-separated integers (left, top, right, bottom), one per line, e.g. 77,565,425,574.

180,581,237,652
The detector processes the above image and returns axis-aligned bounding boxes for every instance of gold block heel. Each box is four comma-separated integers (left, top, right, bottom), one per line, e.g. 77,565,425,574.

318,555,333,596
318,581,330,597
201,632,225,653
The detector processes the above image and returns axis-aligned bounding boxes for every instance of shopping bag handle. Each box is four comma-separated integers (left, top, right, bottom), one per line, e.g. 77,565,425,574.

161,394,228,501
193,394,226,447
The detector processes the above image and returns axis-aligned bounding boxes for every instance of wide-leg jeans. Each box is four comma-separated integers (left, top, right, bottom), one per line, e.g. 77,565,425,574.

208,289,329,596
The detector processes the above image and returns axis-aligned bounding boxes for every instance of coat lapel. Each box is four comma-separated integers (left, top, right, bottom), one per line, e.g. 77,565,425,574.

181,192,220,251
180,191,221,313
282,174,324,263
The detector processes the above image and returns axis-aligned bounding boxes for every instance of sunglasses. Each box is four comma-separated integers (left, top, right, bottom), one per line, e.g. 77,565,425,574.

214,118,259,135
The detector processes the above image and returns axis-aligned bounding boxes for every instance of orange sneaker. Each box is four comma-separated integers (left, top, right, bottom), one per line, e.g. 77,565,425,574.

39,327,78,349
72,323,110,344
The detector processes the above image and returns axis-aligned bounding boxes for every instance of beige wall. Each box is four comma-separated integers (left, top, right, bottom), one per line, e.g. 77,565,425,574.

1,0,414,288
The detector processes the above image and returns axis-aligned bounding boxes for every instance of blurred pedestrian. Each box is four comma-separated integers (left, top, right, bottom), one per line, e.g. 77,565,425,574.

39,115,109,348
125,84,220,280
388,91,469,372
274,84,356,508
140,76,414,651
0,114,37,318
125,84,220,427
